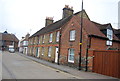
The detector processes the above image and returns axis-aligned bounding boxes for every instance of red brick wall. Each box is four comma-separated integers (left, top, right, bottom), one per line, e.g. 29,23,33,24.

59,16,120,70
59,16,89,68
90,37,107,50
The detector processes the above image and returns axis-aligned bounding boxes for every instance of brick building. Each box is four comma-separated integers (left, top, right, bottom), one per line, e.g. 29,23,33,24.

28,5,120,71
0,31,19,51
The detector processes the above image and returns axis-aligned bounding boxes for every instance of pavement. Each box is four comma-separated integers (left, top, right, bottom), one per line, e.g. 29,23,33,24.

17,52,119,79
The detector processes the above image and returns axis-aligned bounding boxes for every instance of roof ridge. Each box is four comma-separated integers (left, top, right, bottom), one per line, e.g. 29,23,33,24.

30,15,73,38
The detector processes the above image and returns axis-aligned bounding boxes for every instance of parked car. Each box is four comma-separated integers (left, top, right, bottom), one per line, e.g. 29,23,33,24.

9,45,15,53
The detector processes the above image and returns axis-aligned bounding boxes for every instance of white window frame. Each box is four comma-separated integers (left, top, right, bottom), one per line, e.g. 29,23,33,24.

56,31,60,42
42,35,45,43
41,47,44,56
106,29,113,46
49,33,53,43
38,36,41,44
70,30,76,41
48,46,52,57
68,48,74,63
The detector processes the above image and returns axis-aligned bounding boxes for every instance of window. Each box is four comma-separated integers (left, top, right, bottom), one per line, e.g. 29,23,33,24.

49,33,53,42
48,46,52,57
39,36,41,44
56,31,60,42
68,48,74,63
41,47,44,56
70,30,75,41
42,35,45,43
106,29,113,45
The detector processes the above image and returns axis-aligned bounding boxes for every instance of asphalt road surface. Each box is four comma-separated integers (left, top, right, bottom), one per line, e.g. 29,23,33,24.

2,51,81,79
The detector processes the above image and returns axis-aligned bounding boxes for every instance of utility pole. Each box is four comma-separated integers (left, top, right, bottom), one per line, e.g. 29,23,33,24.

79,0,83,70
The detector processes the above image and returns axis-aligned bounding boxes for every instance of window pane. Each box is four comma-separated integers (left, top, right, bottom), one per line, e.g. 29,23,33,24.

70,30,75,41
42,47,44,55
49,33,53,42
56,31,60,42
68,48,74,63
43,35,45,43
48,47,52,57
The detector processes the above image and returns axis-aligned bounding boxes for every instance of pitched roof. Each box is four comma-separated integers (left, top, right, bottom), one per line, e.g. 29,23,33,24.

1,33,19,42
74,9,90,20
113,29,120,35
92,21,111,30
92,21,120,41
74,15,108,39
30,15,73,38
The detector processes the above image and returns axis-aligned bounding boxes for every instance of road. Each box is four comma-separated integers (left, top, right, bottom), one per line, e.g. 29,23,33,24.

2,51,81,79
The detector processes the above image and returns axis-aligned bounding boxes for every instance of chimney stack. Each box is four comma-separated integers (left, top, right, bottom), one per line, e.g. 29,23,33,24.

45,17,54,26
62,5,74,18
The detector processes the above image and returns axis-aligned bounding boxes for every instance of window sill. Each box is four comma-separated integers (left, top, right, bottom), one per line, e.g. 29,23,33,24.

69,40,75,42
68,60,74,63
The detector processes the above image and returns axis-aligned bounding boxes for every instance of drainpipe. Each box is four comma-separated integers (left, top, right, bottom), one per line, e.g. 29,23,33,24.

85,35,91,71
57,29,62,65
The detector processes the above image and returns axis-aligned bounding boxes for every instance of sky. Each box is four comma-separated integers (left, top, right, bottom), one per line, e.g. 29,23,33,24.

0,0,120,40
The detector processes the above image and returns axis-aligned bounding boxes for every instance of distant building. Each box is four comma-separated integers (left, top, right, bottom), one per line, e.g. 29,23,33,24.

19,33,30,55
0,31,19,51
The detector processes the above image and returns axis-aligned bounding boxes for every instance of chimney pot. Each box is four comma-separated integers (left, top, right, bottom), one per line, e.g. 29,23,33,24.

45,17,54,26
62,5,74,18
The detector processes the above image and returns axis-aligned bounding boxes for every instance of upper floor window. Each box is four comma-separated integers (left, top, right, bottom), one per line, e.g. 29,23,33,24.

42,35,45,43
38,36,41,44
106,29,113,46
23,41,28,46
33,38,35,44
49,33,53,43
70,30,76,41
56,31,60,42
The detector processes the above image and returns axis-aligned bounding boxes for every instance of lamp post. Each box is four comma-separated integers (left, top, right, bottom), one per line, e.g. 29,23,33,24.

78,0,83,70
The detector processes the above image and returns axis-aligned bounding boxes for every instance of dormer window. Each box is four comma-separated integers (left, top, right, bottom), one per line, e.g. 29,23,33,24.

106,29,113,46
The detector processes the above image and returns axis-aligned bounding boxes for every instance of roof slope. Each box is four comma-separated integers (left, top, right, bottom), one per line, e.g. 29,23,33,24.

30,10,89,38
74,15,107,39
92,21,120,41
30,15,73,38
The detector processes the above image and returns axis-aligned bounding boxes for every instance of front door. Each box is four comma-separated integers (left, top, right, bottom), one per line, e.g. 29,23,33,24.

36,48,38,57
55,47,59,63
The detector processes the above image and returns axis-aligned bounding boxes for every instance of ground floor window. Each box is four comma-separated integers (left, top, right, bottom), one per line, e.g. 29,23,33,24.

41,47,44,56
68,48,74,63
48,46,52,57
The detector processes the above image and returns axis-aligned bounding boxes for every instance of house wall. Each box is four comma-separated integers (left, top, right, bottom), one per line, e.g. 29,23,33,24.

59,16,120,70
59,16,89,69
27,15,120,71
28,31,59,63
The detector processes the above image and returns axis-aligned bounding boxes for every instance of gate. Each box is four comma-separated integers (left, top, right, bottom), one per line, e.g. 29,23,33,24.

93,50,120,78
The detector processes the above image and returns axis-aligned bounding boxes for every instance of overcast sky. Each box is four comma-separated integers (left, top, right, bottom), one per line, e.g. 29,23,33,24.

0,0,119,40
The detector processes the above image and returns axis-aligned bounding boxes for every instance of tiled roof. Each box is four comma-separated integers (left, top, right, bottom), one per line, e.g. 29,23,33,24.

29,10,120,42
92,21,120,41
30,15,73,38
1,33,19,42
92,21,110,30
74,16,107,39
30,10,90,38
113,29,120,35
